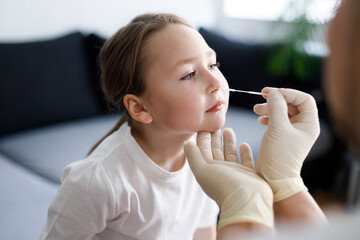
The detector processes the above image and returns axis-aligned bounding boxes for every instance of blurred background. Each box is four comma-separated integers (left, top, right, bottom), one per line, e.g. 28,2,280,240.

3,0,359,239
0,0,336,43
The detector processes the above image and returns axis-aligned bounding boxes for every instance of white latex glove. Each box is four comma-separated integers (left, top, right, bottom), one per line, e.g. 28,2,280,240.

254,87,320,202
184,129,274,230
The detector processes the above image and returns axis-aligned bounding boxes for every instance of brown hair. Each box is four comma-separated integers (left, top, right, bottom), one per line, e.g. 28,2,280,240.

88,13,192,155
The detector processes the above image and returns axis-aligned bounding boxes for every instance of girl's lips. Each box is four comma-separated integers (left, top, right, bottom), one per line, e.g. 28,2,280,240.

206,100,224,113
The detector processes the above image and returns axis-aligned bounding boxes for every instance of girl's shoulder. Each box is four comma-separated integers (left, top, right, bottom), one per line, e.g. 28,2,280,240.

61,124,137,188
88,123,134,161
60,153,132,200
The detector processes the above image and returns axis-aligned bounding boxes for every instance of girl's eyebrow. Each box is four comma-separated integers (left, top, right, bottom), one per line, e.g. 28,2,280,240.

175,49,216,66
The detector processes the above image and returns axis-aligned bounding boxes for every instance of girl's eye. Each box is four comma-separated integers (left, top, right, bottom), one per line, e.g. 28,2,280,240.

181,71,197,80
209,62,220,70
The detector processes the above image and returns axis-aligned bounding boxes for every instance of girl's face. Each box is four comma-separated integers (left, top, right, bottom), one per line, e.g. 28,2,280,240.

141,24,229,134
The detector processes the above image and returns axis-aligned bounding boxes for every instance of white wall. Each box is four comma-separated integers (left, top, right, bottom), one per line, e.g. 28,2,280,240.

0,0,330,54
215,17,328,44
0,0,217,42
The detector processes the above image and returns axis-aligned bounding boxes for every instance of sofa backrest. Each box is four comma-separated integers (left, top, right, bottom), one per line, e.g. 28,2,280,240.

0,32,106,136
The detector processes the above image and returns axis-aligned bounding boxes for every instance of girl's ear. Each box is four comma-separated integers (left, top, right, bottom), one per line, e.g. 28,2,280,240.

123,94,153,124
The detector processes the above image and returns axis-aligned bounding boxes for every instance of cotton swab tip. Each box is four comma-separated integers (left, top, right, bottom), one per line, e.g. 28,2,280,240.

222,88,268,96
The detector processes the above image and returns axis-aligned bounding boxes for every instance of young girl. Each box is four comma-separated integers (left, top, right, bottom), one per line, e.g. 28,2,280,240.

41,13,229,240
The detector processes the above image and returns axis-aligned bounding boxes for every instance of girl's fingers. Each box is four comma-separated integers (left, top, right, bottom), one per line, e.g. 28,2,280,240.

223,128,239,163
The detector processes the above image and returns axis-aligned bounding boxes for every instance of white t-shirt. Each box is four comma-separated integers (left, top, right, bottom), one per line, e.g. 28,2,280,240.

41,123,219,240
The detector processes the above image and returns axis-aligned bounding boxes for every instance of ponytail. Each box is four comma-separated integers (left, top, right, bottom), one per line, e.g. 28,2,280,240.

87,114,128,155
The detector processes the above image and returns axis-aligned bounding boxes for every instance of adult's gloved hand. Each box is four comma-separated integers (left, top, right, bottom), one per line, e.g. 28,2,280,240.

184,129,274,230
254,87,320,202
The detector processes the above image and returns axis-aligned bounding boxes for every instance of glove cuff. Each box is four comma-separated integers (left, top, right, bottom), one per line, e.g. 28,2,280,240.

268,177,308,202
217,188,274,230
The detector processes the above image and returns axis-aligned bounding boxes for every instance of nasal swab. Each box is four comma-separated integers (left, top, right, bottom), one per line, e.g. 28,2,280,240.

222,88,268,96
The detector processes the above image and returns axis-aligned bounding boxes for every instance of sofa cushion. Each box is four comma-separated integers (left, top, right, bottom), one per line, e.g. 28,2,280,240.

0,32,105,136
0,106,330,184
0,153,58,240
0,115,120,183
225,107,266,161
0,109,266,183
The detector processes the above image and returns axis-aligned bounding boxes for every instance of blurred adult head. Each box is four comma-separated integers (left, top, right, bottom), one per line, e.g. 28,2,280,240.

324,0,360,156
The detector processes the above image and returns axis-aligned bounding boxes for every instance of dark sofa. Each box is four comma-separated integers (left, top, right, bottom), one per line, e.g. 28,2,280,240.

0,30,333,239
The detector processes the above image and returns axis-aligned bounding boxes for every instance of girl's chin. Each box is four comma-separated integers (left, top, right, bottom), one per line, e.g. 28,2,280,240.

201,120,226,133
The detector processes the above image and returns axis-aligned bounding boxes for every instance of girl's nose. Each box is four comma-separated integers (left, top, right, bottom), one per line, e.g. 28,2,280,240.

206,73,222,95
